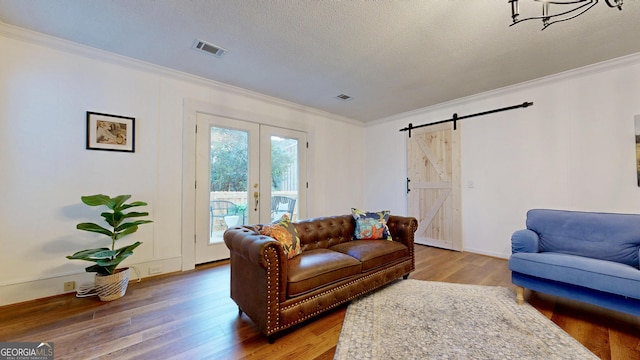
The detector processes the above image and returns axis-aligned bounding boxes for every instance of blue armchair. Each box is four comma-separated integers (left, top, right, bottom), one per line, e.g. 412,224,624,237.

509,209,640,316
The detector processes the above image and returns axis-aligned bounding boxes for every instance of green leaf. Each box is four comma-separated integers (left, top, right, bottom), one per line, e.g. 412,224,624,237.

115,225,139,240
76,223,113,237
115,220,152,233
98,242,142,268
100,212,116,227
114,222,139,232
95,258,121,267
111,195,132,211
119,201,148,210
121,211,150,219
115,241,142,255
85,264,116,275
66,247,111,260
80,194,113,208
87,249,117,259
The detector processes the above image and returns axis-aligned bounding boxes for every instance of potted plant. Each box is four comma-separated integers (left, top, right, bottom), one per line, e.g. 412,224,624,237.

223,203,247,228
67,194,152,301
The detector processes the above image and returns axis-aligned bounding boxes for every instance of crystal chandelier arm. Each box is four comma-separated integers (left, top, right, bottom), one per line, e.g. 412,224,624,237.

510,0,598,30
539,1,598,29
604,0,623,10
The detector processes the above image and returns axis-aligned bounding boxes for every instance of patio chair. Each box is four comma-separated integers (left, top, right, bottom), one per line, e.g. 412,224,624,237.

271,196,296,221
210,200,239,235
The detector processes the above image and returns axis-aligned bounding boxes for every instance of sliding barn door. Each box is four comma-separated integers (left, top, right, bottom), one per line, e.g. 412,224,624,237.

407,123,462,251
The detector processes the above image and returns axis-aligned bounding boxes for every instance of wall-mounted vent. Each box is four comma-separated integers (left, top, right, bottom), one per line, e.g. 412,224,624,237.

192,39,227,57
336,94,352,101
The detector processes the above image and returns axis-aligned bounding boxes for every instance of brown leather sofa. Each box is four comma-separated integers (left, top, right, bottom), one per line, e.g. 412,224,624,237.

223,214,418,341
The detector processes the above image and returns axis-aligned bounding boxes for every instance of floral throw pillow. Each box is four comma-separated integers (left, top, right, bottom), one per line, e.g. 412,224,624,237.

254,214,302,259
351,208,392,240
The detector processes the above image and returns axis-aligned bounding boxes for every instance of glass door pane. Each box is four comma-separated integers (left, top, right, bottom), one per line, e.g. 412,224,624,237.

260,126,307,223
270,135,299,221
209,126,249,242
195,114,259,264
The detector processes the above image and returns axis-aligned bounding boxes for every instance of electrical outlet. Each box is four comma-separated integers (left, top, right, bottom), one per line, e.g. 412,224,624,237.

64,281,75,291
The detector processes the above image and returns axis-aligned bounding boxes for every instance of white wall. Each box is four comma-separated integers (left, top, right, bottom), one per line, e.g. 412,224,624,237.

0,25,364,305
364,54,640,259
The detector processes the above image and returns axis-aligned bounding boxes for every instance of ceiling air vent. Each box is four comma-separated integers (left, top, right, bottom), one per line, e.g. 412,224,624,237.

192,39,227,57
336,94,352,101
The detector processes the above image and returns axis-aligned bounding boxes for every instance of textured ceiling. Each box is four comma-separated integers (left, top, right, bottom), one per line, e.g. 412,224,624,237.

0,0,639,123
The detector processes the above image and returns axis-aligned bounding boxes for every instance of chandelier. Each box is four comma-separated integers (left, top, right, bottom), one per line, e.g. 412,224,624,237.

509,0,623,30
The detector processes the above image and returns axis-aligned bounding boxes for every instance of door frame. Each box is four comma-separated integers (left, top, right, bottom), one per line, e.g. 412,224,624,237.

182,99,310,271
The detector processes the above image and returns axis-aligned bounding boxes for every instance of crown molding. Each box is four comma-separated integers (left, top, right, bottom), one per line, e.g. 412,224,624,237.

0,22,363,127
370,51,640,127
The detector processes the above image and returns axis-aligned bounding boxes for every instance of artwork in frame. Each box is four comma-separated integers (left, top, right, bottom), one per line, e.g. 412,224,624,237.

86,112,135,153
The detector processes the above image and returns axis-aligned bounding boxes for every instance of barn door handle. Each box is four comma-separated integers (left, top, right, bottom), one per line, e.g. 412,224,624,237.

406,177,411,194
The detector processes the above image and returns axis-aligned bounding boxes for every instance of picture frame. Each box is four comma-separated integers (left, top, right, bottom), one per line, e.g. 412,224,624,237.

86,112,135,153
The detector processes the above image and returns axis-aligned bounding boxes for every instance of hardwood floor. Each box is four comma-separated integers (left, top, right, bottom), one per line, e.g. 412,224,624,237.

1,245,639,359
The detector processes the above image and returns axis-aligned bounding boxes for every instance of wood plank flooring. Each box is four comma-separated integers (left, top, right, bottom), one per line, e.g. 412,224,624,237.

1,245,639,359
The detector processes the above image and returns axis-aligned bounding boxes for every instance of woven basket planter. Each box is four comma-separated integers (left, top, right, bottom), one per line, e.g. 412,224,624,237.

94,267,130,301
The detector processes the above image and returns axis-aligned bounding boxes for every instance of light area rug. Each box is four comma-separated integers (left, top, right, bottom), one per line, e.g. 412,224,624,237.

334,280,598,360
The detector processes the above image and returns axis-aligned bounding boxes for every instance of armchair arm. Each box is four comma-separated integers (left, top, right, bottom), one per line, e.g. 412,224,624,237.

511,229,539,253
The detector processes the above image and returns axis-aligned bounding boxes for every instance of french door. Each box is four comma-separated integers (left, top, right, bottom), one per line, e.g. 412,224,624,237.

195,113,306,264
407,123,462,251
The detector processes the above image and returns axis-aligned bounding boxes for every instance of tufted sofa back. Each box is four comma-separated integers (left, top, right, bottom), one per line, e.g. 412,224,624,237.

293,215,355,251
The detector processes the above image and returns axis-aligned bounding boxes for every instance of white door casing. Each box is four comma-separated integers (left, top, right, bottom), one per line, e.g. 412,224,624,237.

194,115,308,264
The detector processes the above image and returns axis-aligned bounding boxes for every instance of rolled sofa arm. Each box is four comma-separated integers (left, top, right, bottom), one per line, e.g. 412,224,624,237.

511,229,539,253
388,215,418,247
224,226,287,267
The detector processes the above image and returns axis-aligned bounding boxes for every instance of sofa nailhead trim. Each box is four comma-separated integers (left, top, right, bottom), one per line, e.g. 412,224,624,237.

275,261,412,329
264,247,280,333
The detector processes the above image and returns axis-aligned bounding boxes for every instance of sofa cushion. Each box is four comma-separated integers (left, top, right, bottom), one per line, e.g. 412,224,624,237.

351,208,392,240
254,214,302,259
526,209,640,268
509,252,640,299
287,249,362,297
330,240,409,272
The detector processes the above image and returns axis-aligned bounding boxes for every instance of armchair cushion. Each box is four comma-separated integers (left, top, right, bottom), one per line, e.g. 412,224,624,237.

509,252,640,299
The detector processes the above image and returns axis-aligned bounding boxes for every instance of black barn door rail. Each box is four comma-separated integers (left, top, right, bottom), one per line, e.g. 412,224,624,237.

399,101,533,137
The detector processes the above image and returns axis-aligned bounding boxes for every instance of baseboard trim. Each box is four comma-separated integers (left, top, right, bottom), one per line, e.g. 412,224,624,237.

463,247,509,260
0,257,182,306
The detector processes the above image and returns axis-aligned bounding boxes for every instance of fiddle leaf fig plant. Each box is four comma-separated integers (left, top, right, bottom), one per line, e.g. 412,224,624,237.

67,194,152,275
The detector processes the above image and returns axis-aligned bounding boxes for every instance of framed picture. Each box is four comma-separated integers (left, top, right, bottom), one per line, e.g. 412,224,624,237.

86,112,135,152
